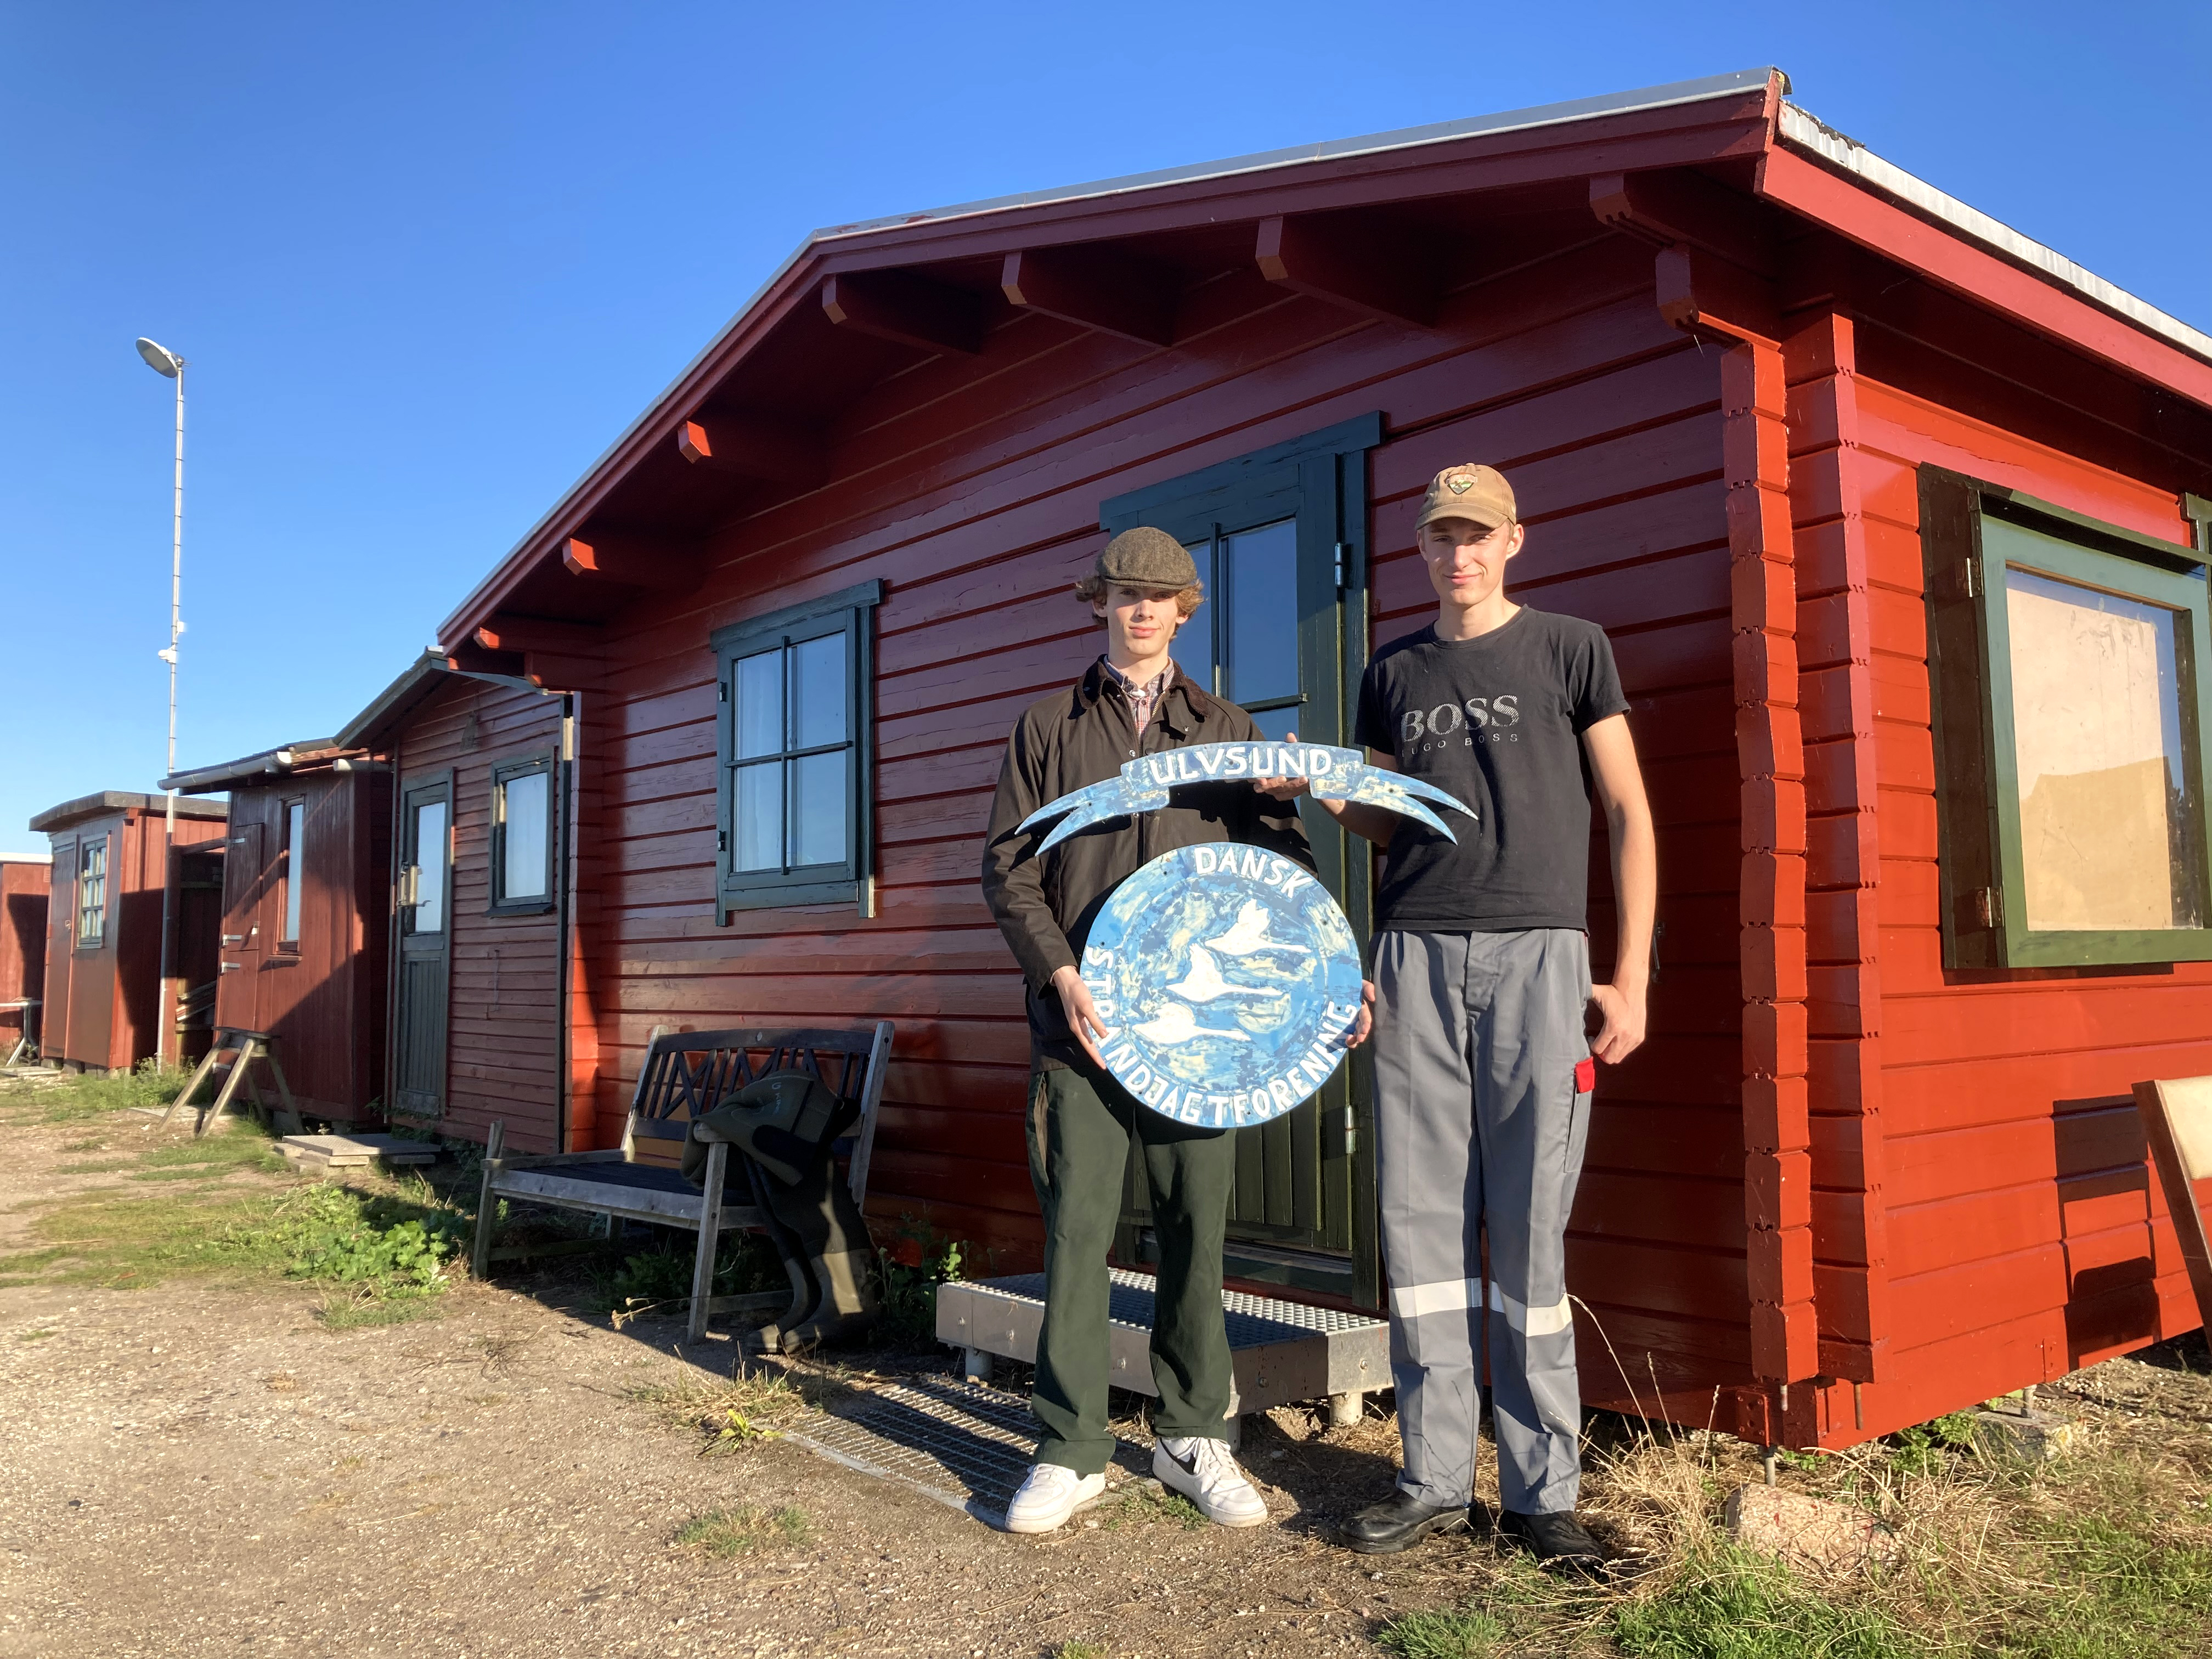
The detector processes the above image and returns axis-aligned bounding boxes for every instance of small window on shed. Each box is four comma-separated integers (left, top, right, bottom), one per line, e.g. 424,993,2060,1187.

710,579,881,917
1921,469,2212,968
489,758,555,915
280,800,306,947
76,839,106,948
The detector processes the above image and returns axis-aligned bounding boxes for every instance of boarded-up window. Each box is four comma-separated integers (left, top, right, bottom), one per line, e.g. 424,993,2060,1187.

1921,468,2211,968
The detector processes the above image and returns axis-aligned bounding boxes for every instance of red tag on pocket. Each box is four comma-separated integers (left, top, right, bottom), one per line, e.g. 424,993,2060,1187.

1574,1057,1596,1095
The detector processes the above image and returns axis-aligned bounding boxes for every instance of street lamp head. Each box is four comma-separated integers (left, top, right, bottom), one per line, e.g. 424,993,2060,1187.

135,337,184,377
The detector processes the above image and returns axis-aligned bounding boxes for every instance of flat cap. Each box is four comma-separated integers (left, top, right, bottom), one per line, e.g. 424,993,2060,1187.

1415,464,1516,533
1096,525,1199,590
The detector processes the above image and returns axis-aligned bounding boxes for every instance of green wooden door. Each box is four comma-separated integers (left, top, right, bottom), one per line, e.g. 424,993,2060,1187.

1100,417,1381,1307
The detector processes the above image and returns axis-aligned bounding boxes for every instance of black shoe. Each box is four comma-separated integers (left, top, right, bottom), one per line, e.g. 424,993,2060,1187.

1338,1490,1470,1555
1496,1509,1606,1575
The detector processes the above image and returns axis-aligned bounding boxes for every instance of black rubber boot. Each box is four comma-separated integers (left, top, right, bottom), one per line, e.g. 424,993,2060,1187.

1338,1490,1471,1555
1497,1509,1606,1575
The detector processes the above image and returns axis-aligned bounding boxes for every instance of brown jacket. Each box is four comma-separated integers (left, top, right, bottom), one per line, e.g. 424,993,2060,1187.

980,658,1314,1068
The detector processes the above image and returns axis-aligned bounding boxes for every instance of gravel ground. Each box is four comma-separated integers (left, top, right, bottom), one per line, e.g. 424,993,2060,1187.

0,1102,1497,1659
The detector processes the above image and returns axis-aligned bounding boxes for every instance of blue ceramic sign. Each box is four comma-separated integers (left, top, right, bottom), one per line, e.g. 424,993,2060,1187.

1080,843,1366,1129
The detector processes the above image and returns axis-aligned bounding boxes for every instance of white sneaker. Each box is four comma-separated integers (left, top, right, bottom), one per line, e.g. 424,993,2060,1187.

1153,1435,1269,1527
1002,1463,1107,1534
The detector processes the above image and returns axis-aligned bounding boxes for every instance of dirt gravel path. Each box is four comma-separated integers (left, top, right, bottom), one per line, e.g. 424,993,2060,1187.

0,1105,1486,1659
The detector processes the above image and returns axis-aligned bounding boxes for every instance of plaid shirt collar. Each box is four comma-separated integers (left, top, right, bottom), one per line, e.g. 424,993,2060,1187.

1101,657,1174,735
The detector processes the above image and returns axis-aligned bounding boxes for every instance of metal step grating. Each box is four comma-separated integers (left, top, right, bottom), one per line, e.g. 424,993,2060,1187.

783,1375,1152,1526
935,1268,1387,1416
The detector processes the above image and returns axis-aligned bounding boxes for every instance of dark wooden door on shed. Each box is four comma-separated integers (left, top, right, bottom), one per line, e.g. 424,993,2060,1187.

1101,414,1381,1307
392,776,452,1118
219,821,265,1027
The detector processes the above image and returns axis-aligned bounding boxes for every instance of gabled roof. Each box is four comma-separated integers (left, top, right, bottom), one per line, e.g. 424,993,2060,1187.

335,650,556,751
436,65,2212,651
29,792,229,834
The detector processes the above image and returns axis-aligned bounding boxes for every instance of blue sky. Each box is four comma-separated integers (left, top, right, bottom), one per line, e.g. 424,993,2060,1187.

3,0,2206,853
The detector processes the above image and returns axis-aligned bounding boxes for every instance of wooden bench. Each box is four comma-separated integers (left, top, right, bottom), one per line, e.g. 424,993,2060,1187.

2135,1074,2212,1331
471,1023,893,1342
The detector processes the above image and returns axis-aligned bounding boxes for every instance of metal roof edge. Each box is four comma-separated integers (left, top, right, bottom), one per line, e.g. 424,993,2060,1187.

1776,103,2212,365
29,791,230,834
335,651,453,750
0,851,53,864
809,68,1782,242
159,740,350,795
435,68,1781,643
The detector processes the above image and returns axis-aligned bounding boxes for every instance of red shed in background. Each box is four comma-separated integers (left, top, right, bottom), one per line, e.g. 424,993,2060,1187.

397,68,2211,1451
160,742,395,1125
29,791,228,1074
335,654,574,1154
0,853,51,1059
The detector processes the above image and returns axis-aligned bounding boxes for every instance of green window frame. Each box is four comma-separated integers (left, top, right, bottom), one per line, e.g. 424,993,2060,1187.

710,579,881,918
487,755,557,916
1921,467,2212,968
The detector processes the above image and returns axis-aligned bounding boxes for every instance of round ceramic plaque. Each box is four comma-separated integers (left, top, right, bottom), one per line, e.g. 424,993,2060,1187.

1080,843,1364,1128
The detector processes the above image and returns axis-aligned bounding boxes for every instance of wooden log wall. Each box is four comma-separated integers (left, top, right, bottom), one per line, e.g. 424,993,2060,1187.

574,232,1757,1400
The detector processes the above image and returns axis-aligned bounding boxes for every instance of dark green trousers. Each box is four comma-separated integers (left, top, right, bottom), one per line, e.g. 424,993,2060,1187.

1025,1060,1240,1475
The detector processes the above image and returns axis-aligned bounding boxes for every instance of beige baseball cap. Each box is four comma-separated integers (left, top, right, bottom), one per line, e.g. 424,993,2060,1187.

1415,464,1516,534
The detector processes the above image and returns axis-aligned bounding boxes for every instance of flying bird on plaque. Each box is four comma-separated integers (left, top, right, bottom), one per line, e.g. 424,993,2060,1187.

1019,741,1476,1130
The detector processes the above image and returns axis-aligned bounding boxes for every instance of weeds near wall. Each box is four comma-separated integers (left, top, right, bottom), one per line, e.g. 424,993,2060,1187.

877,1216,967,1346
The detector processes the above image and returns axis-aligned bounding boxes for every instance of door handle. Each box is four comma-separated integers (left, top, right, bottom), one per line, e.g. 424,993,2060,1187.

219,962,241,974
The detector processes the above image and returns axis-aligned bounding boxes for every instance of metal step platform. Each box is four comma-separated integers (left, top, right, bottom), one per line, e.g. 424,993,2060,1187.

934,1268,1389,1425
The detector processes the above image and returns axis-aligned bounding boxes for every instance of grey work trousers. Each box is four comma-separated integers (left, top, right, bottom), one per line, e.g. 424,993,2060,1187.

1372,927,1594,1515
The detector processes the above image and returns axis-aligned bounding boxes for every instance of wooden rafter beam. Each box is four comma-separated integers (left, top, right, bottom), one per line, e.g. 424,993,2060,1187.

1000,246,1178,347
1655,242,1781,348
474,614,605,655
560,534,693,591
1588,169,1775,279
445,642,528,679
820,269,984,355
675,415,827,487
1254,213,1441,328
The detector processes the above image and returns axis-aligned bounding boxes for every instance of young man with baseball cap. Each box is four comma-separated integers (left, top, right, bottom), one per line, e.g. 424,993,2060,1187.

980,525,1370,1534
1264,465,1654,1570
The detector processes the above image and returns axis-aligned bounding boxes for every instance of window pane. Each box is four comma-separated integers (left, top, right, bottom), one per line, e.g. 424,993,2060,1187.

791,633,847,750
735,760,783,871
1169,537,1216,692
735,650,783,760
79,842,104,940
283,802,306,942
414,802,447,934
501,771,550,901
2002,558,2202,931
1225,518,1299,707
790,751,848,868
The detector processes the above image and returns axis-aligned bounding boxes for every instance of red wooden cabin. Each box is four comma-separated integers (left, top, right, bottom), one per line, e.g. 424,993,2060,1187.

0,853,51,1058
334,653,574,1153
29,791,228,1073
411,67,2212,1451
160,742,394,1124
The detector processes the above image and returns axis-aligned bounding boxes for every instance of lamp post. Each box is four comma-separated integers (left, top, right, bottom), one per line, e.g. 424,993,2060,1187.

137,336,186,1069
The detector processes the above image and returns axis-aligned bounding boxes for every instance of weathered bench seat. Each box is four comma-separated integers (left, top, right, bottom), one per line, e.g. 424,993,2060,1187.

470,1023,893,1341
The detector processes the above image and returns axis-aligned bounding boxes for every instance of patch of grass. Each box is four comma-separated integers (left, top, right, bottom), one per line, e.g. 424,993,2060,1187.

876,1218,965,1345
15,1329,55,1342
0,1154,466,1320
1614,1539,1913,1657
1051,1643,1109,1659
5,1059,194,1123
1101,1481,1203,1532
589,1231,784,1323
629,1363,807,1454
1375,1606,1510,1659
673,1504,809,1557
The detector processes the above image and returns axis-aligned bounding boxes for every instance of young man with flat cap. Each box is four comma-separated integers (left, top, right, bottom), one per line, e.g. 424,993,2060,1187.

981,524,1369,1534
1265,464,1654,1570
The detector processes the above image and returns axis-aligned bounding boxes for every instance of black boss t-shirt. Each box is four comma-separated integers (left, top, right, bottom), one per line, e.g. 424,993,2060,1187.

1353,607,1628,931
